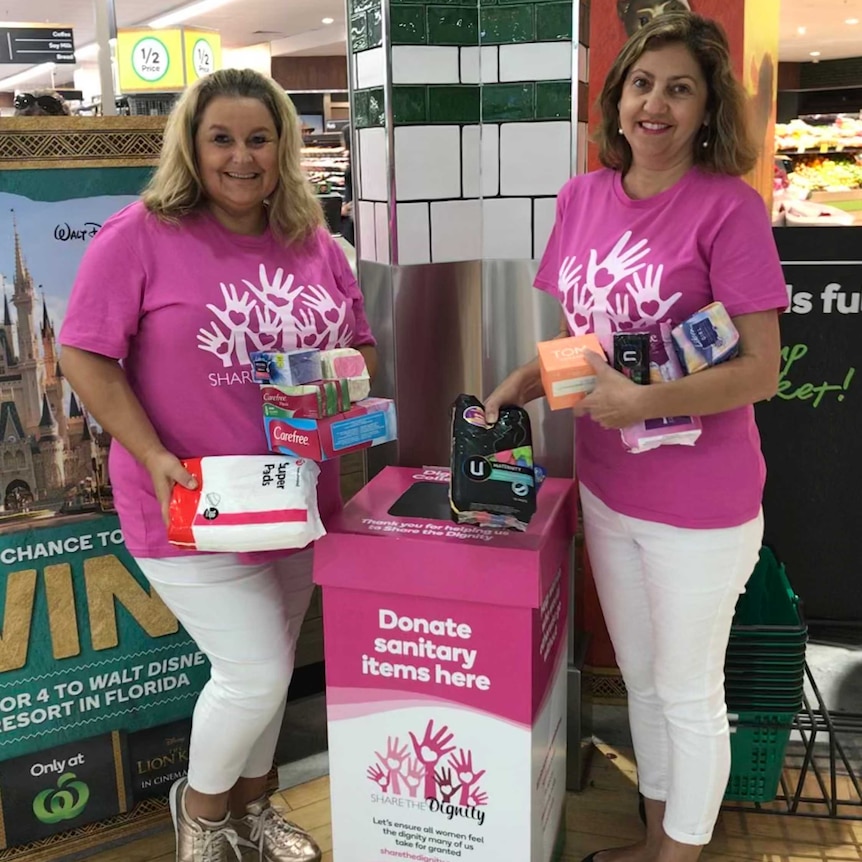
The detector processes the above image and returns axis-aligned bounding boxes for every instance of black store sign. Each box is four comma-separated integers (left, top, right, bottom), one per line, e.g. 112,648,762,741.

126,717,191,804
757,227,861,622
0,26,76,64
0,733,121,847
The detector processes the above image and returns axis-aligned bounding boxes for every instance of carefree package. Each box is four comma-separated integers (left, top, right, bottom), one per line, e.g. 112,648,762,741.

537,333,605,410
264,398,397,461
449,394,537,531
167,455,324,552
261,380,350,419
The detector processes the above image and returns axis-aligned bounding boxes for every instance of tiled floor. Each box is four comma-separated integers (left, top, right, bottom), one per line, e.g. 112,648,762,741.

83,743,861,862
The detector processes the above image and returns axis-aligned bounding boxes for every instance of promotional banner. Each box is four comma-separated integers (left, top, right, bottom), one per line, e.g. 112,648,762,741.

126,717,192,804
0,186,209,767
0,732,124,848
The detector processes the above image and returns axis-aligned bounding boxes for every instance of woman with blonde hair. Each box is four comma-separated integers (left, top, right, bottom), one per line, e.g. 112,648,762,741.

486,13,786,862
59,68,377,862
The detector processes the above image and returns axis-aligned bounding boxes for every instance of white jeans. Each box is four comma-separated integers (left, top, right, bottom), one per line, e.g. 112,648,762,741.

580,485,763,845
134,550,315,795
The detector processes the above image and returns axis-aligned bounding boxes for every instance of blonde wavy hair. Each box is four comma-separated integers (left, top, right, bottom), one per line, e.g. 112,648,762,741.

142,68,323,243
595,12,758,177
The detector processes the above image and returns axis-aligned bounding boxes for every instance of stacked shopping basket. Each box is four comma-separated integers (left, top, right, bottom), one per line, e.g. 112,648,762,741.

724,545,807,803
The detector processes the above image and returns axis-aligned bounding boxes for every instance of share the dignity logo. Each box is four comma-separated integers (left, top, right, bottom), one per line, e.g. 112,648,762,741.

367,720,488,826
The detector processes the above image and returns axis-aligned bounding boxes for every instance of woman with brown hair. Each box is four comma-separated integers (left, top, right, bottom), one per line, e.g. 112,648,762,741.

486,13,786,862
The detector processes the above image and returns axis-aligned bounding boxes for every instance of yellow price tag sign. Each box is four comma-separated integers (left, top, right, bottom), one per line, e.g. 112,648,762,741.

117,29,186,91
184,30,221,83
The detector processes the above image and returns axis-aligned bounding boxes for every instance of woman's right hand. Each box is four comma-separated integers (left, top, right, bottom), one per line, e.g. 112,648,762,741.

484,369,529,425
142,449,198,526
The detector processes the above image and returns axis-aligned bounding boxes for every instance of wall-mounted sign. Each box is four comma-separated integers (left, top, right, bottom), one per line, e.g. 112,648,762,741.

117,27,221,93
0,24,76,65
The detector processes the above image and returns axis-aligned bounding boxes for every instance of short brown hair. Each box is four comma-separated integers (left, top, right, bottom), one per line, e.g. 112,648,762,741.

595,12,758,177
142,68,323,243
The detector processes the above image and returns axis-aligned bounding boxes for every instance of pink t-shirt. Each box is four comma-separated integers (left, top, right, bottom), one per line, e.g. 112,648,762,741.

59,202,376,557
535,167,787,529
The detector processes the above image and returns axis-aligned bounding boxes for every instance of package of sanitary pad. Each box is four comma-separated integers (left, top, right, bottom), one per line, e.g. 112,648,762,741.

264,398,397,461
449,394,537,531
168,455,324,552
250,349,322,386
672,302,740,375
261,380,349,419
319,348,370,402
620,326,702,454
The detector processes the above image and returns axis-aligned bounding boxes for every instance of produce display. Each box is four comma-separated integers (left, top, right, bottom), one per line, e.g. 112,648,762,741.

787,156,862,192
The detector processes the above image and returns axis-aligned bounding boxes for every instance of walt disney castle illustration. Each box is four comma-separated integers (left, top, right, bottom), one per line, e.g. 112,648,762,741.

0,216,109,514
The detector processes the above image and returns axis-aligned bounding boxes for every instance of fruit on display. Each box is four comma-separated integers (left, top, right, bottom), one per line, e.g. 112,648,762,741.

775,116,862,152
787,157,862,192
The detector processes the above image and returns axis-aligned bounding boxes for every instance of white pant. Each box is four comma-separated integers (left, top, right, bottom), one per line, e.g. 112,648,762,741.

134,550,315,795
580,485,763,845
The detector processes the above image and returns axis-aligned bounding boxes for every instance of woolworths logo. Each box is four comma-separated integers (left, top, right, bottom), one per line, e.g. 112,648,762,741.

32,772,90,824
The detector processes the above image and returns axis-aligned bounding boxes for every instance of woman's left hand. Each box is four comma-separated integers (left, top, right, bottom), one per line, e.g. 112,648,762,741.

578,350,648,429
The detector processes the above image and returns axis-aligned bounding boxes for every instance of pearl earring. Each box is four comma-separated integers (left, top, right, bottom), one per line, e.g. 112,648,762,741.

702,139,709,148
618,127,624,134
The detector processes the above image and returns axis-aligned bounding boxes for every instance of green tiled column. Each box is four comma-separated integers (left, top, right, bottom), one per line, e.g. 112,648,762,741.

348,0,585,264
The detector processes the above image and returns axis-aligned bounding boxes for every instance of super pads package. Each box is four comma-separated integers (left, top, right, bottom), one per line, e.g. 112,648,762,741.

449,394,537,531
168,455,325,552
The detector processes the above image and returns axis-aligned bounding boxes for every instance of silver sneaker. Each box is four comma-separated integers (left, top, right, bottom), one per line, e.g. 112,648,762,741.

169,778,242,862
232,796,322,862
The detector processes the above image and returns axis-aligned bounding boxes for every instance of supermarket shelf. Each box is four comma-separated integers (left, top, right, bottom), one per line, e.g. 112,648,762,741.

777,147,862,156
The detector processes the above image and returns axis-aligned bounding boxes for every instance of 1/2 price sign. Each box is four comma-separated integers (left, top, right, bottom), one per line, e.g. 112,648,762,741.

183,30,221,83
116,28,185,92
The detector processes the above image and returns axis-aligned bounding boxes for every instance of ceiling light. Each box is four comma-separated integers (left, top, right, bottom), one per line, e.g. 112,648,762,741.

796,26,806,35
0,62,55,91
322,17,335,25
809,51,821,57
847,18,860,25
149,0,236,29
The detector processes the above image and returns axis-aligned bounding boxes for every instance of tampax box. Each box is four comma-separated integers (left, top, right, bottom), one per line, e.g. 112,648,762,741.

537,333,605,410
264,397,397,461
314,467,574,862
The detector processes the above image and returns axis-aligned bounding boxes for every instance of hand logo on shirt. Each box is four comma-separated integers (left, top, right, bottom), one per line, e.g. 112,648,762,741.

625,264,681,321
558,230,682,344
197,264,351,371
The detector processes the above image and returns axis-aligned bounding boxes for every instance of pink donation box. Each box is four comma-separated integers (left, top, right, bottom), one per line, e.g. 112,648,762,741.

314,467,574,862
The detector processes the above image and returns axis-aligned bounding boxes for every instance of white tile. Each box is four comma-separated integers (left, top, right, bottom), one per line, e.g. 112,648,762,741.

460,46,479,84
374,202,390,264
394,126,461,201
392,46,460,84
357,200,377,262
396,203,431,265
431,201,482,263
356,46,386,90
482,198,532,261
534,198,558,260
462,125,480,199
460,46,498,84
357,127,389,202
578,45,589,84
481,124,500,197
480,46,498,84
499,42,572,83
500,122,572,197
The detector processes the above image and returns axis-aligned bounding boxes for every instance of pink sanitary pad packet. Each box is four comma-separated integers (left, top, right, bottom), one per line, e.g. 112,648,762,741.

620,325,702,454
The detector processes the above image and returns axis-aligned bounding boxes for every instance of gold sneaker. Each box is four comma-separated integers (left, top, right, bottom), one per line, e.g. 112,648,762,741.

232,796,322,862
169,778,242,862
